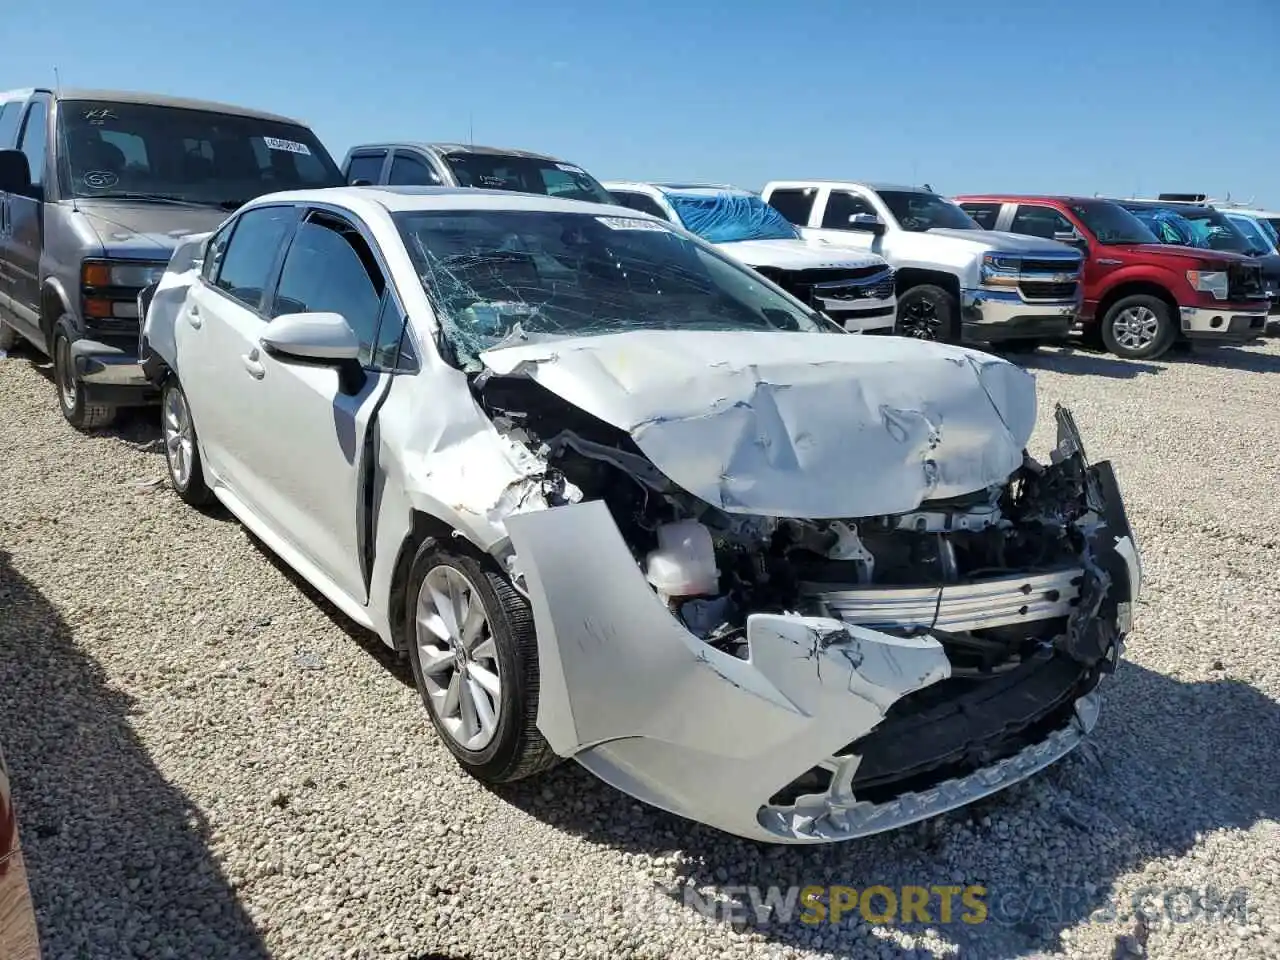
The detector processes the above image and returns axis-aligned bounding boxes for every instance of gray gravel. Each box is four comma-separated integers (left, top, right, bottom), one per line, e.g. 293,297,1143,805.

1,338,1278,960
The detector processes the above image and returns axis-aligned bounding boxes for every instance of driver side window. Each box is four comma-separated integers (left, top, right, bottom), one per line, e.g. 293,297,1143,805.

1010,205,1074,240
822,191,876,228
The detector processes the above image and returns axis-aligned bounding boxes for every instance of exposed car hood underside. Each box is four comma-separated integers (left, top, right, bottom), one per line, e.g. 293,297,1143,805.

480,330,1037,518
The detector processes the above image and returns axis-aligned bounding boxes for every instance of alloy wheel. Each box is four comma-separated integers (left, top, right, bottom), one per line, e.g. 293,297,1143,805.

56,338,77,410
163,386,195,489
1112,306,1159,351
899,299,941,340
415,565,502,751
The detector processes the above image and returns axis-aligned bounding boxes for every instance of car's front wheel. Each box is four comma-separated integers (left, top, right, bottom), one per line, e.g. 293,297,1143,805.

895,284,959,342
53,321,116,430
406,541,558,783
162,377,212,507
1100,294,1176,360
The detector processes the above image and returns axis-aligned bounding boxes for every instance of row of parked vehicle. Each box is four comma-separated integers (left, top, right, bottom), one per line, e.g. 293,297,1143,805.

1,86,1276,431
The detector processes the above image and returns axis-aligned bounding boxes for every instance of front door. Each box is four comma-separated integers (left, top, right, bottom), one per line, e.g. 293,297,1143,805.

805,187,880,254
6,95,50,344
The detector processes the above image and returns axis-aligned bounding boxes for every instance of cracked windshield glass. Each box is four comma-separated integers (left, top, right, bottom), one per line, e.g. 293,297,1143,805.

395,210,832,369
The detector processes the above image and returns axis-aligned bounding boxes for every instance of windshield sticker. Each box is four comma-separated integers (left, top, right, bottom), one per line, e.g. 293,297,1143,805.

477,175,508,188
556,163,584,173
262,136,312,156
83,171,118,189
595,216,670,232
83,109,115,125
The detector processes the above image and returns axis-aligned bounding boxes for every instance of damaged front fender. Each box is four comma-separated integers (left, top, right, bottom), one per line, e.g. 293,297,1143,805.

504,499,951,842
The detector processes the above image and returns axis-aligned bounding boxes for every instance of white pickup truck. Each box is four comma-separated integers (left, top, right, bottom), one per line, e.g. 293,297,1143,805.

760,181,1084,345
604,182,897,334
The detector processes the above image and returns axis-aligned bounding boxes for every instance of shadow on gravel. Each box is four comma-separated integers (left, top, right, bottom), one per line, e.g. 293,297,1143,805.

498,659,1280,959
1016,348,1164,380
0,550,270,959
1182,344,1280,374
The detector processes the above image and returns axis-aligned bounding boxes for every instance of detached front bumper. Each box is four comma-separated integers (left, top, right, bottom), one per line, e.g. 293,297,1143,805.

70,339,159,407
961,288,1079,342
504,425,1138,843
1179,304,1268,342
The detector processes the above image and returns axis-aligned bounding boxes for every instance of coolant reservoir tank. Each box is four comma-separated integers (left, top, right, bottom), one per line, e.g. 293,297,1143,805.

645,520,720,598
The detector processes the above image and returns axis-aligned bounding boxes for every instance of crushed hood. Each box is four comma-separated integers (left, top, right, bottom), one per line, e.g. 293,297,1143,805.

716,238,886,271
480,330,1037,519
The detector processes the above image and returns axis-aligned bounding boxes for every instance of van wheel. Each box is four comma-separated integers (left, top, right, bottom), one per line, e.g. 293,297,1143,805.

896,285,959,342
53,322,116,430
1100,295,1176,360
406,541,559,784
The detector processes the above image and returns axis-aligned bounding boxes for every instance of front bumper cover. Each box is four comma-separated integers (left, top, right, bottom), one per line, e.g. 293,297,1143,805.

961,288,1080,342
504,407,1138,844
70,338,158,406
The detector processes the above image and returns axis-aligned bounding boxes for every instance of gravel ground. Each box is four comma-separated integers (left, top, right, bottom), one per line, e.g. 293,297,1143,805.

1,337,1278,960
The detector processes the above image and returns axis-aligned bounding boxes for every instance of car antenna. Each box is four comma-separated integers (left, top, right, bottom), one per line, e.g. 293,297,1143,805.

53,65,79,213
469,112,474,147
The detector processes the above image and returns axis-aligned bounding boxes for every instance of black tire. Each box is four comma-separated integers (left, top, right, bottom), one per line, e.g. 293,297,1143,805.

52,319,116,430
161,377,212,507
405,541,559,783
0,322,18,352
1100,294,1176,360
895,284,960,343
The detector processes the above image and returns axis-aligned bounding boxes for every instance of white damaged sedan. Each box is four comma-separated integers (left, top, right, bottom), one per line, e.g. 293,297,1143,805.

139,186,1141,844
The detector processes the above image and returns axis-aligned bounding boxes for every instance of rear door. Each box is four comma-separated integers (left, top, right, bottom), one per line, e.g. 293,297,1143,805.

955,200,1006,231
5,94,50,341
176,204,298,496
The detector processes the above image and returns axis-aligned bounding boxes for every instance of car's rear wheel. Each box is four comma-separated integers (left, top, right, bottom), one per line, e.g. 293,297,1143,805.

895,284,959,342
53,321,116,430
406,542,558,783
1100,295,1176,360
162,378,212,507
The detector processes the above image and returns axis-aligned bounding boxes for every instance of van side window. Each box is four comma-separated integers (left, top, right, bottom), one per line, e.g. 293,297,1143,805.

0,102,23,149
17,100,48,187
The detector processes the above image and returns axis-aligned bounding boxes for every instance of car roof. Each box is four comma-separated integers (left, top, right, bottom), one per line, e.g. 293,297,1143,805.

767,179,933,193
956,194,1118,205
0,87,308,125
248,184,643,218
347,141,569,163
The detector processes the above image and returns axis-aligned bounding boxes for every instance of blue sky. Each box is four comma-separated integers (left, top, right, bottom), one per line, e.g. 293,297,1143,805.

4,0,1277,203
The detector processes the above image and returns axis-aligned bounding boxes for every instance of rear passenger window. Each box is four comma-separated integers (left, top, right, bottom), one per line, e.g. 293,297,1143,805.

388,152,441,186
765,188,817,226
611,191,670,220
959,202,1002,230
0,102,23,149
346,152,386,185
214,206,296,311
272,213,386,366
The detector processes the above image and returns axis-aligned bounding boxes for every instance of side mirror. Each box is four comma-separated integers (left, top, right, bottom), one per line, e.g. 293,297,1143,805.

0,149,32,195
350,178,374,187
260,312,366,393
848,213,886,235
1053,229,1088,250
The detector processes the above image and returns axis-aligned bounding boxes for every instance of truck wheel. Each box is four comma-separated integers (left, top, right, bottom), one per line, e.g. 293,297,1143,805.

896,285,959,342
406,541,560,784
53,320,116,430
161,377,212,507
1100,295,1176,360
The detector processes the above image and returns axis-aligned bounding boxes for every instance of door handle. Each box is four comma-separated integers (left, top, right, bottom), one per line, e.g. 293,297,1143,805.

241,348,265,379
186,304,202,329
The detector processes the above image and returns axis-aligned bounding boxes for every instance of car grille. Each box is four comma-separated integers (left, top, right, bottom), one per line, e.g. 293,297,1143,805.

1020,257,1081,275
773,267,896,309
1228,262,1264,300
1018,280,1078,301
787,265,889,283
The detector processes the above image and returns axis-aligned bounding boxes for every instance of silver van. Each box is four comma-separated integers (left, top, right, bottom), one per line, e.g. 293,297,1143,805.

0,88,343,428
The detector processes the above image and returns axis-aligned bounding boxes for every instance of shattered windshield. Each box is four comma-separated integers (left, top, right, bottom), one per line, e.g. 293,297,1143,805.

395,210,832,370
876,190,979,232
441,153,616,204
1224,214,1276,255
1068,201,1157,244
664,191,800,243
59,100,342,206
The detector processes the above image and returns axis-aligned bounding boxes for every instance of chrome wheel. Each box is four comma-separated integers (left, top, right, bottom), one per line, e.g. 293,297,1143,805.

56,337,78,410
415,565,502,751
163,385,194,489
1112,305,1159,351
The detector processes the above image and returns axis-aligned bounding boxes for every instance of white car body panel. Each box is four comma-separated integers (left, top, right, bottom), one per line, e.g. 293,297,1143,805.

143,186,1136,844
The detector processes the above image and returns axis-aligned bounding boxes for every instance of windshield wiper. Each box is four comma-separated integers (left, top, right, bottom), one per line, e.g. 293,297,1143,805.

85,192,224,209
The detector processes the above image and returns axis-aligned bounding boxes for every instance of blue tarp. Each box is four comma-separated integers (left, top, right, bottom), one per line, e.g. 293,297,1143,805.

665,191,799,244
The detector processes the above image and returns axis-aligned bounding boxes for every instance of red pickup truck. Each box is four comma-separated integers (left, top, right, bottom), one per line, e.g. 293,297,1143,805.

954,195,1269,359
